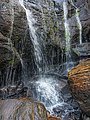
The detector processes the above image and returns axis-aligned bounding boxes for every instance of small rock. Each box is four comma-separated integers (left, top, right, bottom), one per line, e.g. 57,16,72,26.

47,113,62,120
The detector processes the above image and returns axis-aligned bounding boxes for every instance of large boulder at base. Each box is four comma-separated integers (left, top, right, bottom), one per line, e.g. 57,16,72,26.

0,98,47,120
0,98,62,120
68,59,90,116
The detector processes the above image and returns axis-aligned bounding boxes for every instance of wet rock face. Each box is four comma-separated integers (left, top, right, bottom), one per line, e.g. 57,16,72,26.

0,81,33,99
56,0,90,43
19,0,90,66
0,0,90,85
0,0,12,37
0,0,40,86
0,98,47,120
68,59,90,116
0,0,33,86
72,42,90,60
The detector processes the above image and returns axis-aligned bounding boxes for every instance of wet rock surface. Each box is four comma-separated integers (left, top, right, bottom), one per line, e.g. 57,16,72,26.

0,81,32,99
68,58,90,116
72,43,90,58
0,98,48,120
0,0,28,86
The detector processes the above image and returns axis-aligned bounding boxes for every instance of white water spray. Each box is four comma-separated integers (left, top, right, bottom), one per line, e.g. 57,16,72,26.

29,75,66,113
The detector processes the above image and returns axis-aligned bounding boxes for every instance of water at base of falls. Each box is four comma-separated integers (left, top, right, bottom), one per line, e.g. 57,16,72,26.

28,74,80,119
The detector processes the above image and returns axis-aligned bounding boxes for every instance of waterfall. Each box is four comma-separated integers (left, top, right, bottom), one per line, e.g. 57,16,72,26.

76,8,82,44
63,1,72,71
19,0,42,73
17,0,80,118
63,1,71,53
70,0,82,44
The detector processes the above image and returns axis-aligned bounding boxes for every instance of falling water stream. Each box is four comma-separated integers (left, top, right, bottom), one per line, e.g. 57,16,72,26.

76,8,82,44
19,0,43,73
63,1,73,71
70,0,82,44
18,0,81,119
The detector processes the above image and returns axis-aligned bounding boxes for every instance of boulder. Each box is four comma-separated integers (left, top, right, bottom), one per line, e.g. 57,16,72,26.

68,58,90,116
0,98,63,120
0,98,48,120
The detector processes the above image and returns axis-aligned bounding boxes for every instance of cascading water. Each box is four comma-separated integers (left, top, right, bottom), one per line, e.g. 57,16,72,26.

70,0,82,44
19,0,43,73
18,0,80,119
28,74,78,118
76,9,82,44
63,1,71,52
63,1,73,71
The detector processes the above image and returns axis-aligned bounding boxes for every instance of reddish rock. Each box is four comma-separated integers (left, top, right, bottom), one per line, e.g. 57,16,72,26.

0,98,48,120
48,116,62,120
0,98,62,120
47,113,62,120
68,59,90,116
